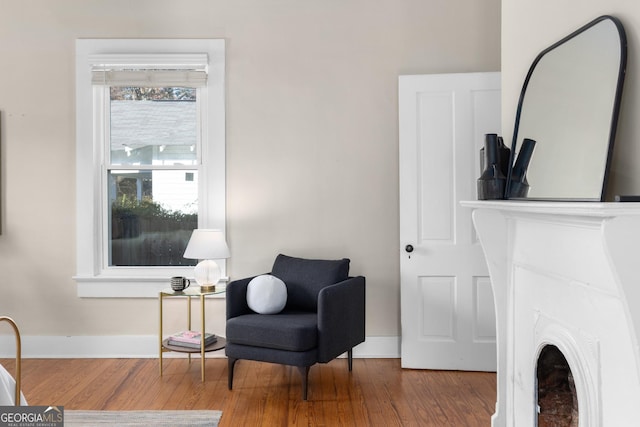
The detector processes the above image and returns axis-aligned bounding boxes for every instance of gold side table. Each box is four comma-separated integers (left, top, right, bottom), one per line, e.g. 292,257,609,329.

159,287,226,382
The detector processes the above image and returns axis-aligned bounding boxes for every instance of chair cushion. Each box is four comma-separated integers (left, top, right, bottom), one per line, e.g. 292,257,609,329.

246,275,287,314
271,254,350,311
226,312,318,352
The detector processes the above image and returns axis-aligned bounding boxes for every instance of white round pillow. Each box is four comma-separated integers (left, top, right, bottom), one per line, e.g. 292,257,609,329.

246,274,287,314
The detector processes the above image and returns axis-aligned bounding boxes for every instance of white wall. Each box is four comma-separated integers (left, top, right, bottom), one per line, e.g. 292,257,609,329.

502,1,640,200
0,0,500,356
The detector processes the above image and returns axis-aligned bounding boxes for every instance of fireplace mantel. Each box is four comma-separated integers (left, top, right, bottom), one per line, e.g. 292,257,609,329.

462,200,640,426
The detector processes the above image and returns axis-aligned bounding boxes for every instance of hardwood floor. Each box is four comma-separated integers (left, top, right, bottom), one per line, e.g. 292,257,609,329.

1,358,496,426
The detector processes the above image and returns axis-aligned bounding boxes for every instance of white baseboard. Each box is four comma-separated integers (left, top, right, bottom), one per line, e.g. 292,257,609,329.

0,335,400,359
352,336,401,358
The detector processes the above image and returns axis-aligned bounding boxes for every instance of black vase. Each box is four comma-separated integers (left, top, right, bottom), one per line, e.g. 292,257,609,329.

509,138,536,198
479,134,510,178
497,136,510,178
477,134,507,200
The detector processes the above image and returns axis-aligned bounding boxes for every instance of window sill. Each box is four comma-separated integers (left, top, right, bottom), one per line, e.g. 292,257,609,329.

74,275,229,298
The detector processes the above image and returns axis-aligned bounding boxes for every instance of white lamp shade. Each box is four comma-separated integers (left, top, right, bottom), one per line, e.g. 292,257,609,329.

183,229,230,260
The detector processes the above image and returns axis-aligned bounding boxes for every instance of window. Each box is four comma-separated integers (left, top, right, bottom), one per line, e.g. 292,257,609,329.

107,87,199,267
75,40,225,297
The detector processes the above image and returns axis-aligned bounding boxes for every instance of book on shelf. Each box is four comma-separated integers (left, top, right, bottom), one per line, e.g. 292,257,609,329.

166,338,218,349
167,330,217,348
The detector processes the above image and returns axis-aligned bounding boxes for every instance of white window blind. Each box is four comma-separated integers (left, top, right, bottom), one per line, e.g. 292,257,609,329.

89,53,208,87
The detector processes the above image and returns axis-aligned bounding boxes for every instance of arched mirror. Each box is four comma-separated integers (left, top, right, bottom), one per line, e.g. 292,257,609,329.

506,15,627,201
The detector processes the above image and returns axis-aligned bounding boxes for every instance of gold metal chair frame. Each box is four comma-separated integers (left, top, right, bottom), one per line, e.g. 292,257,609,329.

0,317,21,405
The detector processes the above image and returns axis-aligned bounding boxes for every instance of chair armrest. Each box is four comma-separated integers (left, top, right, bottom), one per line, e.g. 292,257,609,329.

317,276,366,363
226,276,257,319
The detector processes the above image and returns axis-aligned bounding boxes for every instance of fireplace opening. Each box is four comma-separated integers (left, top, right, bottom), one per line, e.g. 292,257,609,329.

536,345,578,426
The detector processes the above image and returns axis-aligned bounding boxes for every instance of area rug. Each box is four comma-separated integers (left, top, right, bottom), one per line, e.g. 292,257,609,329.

64,410,222,426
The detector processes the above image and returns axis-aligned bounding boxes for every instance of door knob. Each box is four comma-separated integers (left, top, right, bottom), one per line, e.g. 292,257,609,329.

405,244,414,253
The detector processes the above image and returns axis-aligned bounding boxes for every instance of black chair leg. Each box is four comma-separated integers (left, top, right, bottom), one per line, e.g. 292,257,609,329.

228,357,238,390
297,366,310,400
348,348,353,371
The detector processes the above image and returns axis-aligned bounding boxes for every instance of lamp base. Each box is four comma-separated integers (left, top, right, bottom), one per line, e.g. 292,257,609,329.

193,259,221,293
199,284,216,293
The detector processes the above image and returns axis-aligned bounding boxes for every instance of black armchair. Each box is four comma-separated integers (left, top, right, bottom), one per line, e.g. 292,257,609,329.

226,254,366,400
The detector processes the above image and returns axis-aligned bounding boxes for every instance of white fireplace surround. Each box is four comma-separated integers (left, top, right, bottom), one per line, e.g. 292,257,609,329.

463,201,640,426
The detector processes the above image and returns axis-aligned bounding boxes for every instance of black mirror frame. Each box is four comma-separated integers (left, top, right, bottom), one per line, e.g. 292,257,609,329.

505,15,627,201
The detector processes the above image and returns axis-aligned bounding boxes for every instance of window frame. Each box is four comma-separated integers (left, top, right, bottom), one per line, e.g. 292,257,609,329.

75,39,226,298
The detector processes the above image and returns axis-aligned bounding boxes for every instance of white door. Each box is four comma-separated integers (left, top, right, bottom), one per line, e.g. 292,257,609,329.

399,72,500,370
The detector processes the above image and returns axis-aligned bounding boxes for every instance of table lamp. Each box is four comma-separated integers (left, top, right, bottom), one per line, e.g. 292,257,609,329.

183,229,230,292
